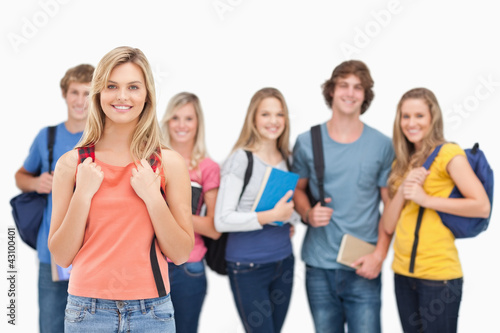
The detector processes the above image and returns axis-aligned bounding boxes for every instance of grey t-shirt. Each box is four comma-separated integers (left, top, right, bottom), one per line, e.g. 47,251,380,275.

292,122,394,269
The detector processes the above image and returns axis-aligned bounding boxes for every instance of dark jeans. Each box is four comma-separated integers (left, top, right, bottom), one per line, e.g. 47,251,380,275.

394,273,463,333
305,266,381,333
39,262,69,333
227,254,294,333
168,261,207,333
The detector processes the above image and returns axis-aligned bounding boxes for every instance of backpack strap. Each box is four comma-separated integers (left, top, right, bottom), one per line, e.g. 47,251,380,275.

311,125,326,205
77,145,96,163
408,144,443,273
148,147,167,297
47,126,57,172
241,150,253,199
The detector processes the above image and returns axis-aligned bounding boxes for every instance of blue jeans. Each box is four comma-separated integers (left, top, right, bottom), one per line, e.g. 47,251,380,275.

394,273,463,333
227,254,294,333
305,266,381,333
64,294,175,332
39,262,68,333
168,261,207,333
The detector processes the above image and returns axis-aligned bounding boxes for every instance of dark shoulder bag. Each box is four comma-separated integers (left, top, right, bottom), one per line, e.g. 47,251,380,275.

10,126,56,249
203,150,253,275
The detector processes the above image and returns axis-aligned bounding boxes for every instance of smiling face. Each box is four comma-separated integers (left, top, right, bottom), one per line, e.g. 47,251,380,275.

100,62,147,126
64,81,91,122
400,98,432,150
167,102,198,145
254,97,285,143
330,74,365,116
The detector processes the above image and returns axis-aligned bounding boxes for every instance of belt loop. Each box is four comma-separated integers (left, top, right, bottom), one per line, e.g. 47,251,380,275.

140,299,146,314
91,298,96,314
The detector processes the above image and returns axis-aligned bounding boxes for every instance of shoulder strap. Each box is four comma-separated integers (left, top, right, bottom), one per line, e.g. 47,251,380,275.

77,145,95,163
422,144,443,170
409,144,444,273
47,126,57,172
310,125,326,205
240,150,253,200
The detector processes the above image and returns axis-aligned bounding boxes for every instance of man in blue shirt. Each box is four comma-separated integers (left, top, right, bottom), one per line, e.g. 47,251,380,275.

15,64,94,333
292,60,394,333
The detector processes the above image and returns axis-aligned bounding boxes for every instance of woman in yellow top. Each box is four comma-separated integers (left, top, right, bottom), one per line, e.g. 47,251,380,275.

382,87,491,333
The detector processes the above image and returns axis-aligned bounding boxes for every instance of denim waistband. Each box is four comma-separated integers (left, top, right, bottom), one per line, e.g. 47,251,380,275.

67,293,171,313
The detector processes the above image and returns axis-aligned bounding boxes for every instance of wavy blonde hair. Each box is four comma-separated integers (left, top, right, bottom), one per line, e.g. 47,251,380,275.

160,92,207,170
232,87,291,159
77,46,164,162
387,87,446,197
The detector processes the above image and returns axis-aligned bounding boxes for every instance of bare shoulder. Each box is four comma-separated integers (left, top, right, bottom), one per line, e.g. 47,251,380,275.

161,148,185,170
55,149,79,173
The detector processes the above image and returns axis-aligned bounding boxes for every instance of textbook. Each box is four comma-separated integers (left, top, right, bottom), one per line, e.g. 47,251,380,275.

337,234,376,269
251,167,299,226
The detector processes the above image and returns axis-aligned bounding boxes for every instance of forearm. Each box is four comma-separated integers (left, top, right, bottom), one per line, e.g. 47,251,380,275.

381,188,405,234
146,194,194,264
423,195,491,218
374,220,392,261
193,215,221,240
293,188,311,222
15,169,38,192
49,191,91,267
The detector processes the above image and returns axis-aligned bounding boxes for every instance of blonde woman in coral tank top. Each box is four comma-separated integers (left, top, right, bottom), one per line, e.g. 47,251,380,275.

48,46,194,333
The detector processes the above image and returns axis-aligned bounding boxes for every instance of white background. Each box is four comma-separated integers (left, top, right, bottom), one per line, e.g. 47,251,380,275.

1,0,499,332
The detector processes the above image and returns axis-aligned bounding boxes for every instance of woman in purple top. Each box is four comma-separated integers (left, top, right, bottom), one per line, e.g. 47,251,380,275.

215,87,297,333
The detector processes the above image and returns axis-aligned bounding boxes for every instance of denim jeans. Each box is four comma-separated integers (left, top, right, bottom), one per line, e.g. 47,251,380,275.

394,273,463,333
64,294,175,332
227,254,294,333
39,262,69,333
305,266,381,333
168,261,207,333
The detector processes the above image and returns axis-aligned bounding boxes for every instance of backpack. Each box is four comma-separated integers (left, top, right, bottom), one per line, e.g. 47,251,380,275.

77,145,169,297
203,150,253,275
10,126,56,249
409,143,494,273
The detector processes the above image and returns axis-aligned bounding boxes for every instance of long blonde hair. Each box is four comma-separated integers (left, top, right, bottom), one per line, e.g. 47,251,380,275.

77,46,164,162
160,92,207,170
387,87,446,197
232,87,291,159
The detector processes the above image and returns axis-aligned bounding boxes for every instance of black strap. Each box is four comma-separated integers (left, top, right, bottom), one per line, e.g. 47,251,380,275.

47,126,56,172
150,237,167,297
408,145,443,273
241,150,253,199
311,125,325,205
409,207,425,273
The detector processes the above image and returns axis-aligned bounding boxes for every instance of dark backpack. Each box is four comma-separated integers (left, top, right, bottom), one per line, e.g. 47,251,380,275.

10,126,56,249
409,143,494,273
203,150,253,275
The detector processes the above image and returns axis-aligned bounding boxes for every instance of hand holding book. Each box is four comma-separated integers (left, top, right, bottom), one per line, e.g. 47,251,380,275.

252,167,299,226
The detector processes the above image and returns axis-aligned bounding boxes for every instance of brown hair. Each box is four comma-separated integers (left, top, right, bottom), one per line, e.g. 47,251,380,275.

321,60,374,114
60,64,95,97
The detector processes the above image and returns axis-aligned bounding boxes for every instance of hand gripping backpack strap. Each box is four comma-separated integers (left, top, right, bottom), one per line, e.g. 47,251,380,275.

408,144,443,273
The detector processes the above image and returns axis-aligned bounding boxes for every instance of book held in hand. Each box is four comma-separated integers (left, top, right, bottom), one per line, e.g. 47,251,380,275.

251,167,299,226
336,234,376,269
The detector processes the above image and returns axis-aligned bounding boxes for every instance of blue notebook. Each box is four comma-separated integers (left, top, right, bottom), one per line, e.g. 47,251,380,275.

251,167,299,226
